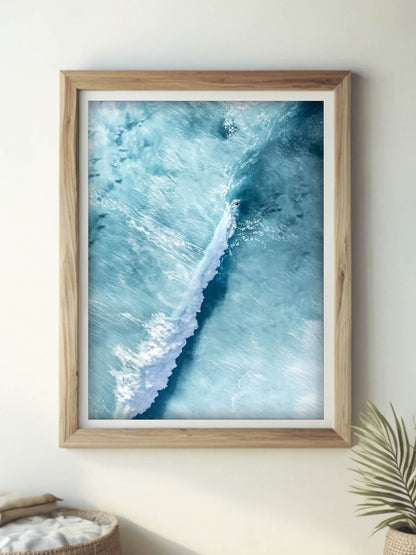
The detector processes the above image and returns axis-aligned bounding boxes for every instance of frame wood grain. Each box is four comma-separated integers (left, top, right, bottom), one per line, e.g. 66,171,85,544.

59,71,351,448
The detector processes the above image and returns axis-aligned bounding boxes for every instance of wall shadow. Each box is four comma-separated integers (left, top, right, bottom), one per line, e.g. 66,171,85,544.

118,517,200,555
350,71,371,432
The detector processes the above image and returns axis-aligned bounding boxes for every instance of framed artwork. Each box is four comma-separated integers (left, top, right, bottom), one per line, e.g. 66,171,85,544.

59,71,351,448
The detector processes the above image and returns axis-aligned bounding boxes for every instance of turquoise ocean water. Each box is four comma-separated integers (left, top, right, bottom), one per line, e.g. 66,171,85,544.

88,100,324,420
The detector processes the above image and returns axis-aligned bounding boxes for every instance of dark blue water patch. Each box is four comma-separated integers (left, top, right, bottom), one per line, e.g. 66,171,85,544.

279,101,323,158
219,118,238,139
125,119,140,131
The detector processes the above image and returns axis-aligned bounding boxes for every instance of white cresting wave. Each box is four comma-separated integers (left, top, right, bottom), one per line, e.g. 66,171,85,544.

111,201,238,419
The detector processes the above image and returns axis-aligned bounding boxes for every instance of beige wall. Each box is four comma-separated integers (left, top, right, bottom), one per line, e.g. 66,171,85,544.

1,1,415,553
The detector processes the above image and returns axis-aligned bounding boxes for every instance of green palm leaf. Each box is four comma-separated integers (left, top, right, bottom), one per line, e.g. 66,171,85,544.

350,401,416,534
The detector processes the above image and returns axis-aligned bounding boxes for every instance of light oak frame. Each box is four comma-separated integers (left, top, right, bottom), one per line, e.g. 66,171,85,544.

60,71,351,448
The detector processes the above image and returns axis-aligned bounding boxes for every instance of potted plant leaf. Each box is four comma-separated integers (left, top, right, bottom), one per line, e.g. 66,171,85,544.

351,402,416,554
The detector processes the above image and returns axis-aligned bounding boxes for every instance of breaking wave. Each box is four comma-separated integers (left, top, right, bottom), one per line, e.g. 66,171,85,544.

111,201,238,418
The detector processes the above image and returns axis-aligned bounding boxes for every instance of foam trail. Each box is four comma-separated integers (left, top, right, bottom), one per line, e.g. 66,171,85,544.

112,201,238,419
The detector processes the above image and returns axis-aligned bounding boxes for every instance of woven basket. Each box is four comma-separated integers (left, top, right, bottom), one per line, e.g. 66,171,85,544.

384,527,416,555
1,508,121,555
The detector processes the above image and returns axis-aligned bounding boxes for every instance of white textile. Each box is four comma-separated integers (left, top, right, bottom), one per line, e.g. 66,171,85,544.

0,513,111,553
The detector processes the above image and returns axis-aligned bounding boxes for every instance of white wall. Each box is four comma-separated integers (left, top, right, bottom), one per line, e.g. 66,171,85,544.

0,1,415,553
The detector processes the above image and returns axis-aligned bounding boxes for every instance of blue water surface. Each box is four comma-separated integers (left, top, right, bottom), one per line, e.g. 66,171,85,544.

88,100,324,420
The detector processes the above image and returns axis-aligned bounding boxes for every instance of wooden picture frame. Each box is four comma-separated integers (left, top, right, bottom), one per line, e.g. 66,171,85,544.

60,70,351,448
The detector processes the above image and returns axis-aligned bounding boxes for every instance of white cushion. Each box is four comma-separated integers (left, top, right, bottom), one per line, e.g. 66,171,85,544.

0,514,111,553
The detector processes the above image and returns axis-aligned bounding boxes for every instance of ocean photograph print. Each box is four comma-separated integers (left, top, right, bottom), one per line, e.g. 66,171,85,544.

59,71,351,448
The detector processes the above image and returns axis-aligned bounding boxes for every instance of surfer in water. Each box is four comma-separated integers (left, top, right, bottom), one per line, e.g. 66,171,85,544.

232,199,240,207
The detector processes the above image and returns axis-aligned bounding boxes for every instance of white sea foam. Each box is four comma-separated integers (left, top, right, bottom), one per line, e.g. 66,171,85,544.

111,202,238,418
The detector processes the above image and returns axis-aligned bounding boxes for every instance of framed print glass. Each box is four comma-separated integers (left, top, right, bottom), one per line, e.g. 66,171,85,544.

59,71,351,447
